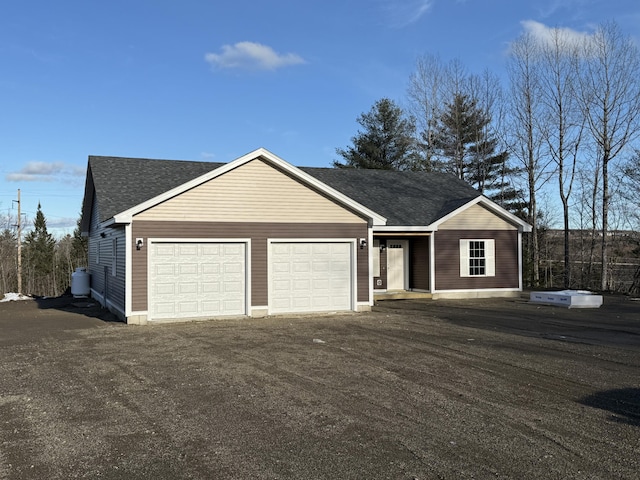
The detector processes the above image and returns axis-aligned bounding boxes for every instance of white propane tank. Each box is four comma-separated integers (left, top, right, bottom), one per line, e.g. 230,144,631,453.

71,267,90,297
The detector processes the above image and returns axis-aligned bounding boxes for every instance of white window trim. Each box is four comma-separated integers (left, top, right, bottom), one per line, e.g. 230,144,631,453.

460,239,495,277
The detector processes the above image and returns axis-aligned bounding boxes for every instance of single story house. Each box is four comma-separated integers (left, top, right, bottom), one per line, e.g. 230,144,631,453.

80,148,532,324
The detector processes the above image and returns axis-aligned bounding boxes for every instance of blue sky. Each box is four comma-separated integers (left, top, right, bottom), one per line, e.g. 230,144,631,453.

1,0,639,236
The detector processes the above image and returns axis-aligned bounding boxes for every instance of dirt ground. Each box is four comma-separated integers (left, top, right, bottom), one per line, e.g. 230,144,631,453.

0,294,638,479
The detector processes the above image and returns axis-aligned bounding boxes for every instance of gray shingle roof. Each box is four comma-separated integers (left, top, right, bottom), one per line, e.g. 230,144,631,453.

87,155,481,226
300,167,481,226
88,156,224,223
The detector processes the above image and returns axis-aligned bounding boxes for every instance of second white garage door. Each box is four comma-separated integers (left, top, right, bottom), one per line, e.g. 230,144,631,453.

269,242,353,314
149,242,246,320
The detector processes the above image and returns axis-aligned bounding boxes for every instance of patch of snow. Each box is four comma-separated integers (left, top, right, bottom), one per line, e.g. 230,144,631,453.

1,293,31,302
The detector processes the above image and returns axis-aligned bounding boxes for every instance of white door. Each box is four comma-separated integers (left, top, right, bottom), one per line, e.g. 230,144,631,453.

387,240,407,290
150,242,246,320
270,242,352,314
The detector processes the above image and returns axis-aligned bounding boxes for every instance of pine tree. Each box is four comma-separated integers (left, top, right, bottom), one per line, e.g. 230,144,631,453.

0,228,17,294
335,98,421,170
22,203,56,296
433,93,522,208
71,216,88,267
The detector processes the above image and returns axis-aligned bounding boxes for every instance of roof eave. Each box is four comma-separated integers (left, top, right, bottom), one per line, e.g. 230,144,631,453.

374,225,436,232
112,147,387,226
430,196,532,232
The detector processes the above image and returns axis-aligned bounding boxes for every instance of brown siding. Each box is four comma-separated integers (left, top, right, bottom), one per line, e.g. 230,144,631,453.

131,221,369,312
410,237,430,290
434,230,518,290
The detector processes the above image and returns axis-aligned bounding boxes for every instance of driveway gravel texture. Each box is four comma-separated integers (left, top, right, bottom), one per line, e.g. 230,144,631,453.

0,294,638,479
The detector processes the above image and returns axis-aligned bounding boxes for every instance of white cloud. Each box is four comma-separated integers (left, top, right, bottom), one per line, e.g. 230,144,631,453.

5,161,86,182
520,20,592,49
380,0,433,28
204,42,306,71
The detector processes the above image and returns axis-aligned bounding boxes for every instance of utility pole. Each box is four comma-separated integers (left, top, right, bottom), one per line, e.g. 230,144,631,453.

13,189,22,295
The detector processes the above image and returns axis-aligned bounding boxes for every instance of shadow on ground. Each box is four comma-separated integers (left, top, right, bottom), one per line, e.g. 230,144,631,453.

34,294,122,323
580,388,640,427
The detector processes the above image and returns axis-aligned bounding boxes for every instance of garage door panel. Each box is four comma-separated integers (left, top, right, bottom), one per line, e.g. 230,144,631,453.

179,263,198,275
224,262,244,274
224,244,244,255
202,300,220,311
150,242,246,320
177,301,198,315
313,278,330,290
178,282,197,295
201,281,220,293
312,261,330,272
270,242,352,315
273,262,290,274
202,263,220,274
155,302,176,315
155,264,175,276
223,299,244,311
224,280,243,293
201,244,220,255
178,244,198,255
293,261,311,273
155,244,176,256
293,244,311,255
155,283,175,295
293,297,311,308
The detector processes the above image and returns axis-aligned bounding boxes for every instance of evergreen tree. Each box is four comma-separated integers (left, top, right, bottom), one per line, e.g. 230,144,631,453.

335,98,421,170
432,93,483,179
0,228,17,294
22,203,56,296
72,215,88,267
433,93,522,208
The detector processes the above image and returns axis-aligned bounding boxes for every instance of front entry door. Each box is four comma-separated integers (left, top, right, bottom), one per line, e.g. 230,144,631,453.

387,240,407,290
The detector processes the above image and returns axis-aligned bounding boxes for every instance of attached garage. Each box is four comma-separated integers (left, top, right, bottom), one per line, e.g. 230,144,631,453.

269,241,354,314
149,241,247,320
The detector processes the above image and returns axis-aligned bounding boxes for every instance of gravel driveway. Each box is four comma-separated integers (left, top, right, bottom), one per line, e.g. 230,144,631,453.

0,295,638,479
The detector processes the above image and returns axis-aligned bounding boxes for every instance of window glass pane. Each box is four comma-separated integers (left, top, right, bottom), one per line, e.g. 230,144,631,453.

468,241,486,276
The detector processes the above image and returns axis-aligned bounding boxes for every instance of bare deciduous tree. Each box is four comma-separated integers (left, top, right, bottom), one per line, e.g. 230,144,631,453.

538,27,585,288
578,21,640,290
407,54,445,171
507,32,553,286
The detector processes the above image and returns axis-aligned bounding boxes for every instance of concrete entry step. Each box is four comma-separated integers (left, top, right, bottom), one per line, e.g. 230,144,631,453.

375,291,433,301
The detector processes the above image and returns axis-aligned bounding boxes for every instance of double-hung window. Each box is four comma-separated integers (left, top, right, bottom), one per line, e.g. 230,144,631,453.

460,239,495,277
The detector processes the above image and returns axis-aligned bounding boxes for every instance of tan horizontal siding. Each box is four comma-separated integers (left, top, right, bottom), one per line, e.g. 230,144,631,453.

134,159,365,223
439,203,517,230
434,229,519,290
131,221,369,312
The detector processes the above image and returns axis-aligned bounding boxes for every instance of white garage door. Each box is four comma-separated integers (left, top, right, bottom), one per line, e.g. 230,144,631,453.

270,242,352,314
150,242,246,320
